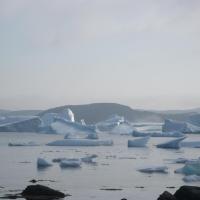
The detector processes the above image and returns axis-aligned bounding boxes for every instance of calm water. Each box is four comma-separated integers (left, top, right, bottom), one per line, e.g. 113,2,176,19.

0,130,200,200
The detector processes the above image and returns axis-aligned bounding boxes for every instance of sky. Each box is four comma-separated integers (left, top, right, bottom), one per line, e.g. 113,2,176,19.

1,0,200,110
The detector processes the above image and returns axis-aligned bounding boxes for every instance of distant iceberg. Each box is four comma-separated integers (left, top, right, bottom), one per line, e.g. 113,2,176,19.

132,130,184,137
46,139,113,146
138,166,168,173
128,136,150,147
156,137,186,149
110,123,134,135
86,133,99,140
37,158,52,168
60,159,81,168
162,119,200,133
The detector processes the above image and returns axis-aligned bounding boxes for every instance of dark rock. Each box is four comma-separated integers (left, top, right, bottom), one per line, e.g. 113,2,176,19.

29,179,37,183
157,191,177,200
174,186,200,200
121,198,127,200
21,184,65,199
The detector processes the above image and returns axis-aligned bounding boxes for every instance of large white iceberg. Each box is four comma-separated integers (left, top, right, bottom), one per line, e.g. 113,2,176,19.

60,159,81,168
46,139,113,146
162,119,200,133
138,166,168,173
128,136,150,147
156,137,186,149
37,158,52,168
132,130,184,137
175,159,200,176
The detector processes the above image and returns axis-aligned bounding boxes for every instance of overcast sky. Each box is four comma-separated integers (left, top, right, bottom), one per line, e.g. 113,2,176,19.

1,0,200,110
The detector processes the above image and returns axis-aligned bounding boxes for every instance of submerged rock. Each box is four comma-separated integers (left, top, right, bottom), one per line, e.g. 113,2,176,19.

21,184,65,199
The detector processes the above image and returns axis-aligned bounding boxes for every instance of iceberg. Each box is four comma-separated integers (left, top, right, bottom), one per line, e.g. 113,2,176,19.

59,108,75,122
138,166,168,173
183,175,200,182
110,123,134,135
80,119,86,125
51,118,96,135
52,158,66,163
175,159,200,176
60,159,81,168
8,141,39,147
37,158,52,168
86,133,99,140
46,139,113,146
128,136,150,147
81,154,98,163
132,130,184,137
96,115,125,132
40,113,57,127
156,137,186,149
162,119,200,133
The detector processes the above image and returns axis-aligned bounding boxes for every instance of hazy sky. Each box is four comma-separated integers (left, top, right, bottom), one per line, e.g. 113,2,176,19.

1,0,200,110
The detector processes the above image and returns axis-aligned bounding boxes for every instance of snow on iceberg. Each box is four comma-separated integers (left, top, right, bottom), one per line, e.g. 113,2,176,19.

132,130,184,137
81,154,98,163
51,118,96,135
60,159,81,168
128,136,150,147
138,166,168,173
156,137,186,149
183,175,200,182
46,139,113,146
8,141,39,147
175,159,200,176
162,119,200,133
37,158,52,168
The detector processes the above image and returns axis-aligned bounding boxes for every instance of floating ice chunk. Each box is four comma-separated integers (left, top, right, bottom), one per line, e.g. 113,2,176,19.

46,139,113,146
138,166,168,173
37,158,52,168
132,130,184,137
162,119,200,133
60,159,81,168
86,133,99,140
156,137,186,149
175,160,200,175
183,175,200,182
81,154,98,163
128,136,150,147
171,158,198,164
8,141,39,146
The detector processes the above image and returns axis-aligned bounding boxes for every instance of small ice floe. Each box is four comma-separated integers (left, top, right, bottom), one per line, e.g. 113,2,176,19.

81,154,98,163
169,158,198,164
86,133,99,140
60,159,81,168
175,159,200,176
132,130,184,138
183,175,200,182
8,141,39,147
156,137,186,149
46,139,113,146
138,166,168,173
37,158,52,168
128,136,150,147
